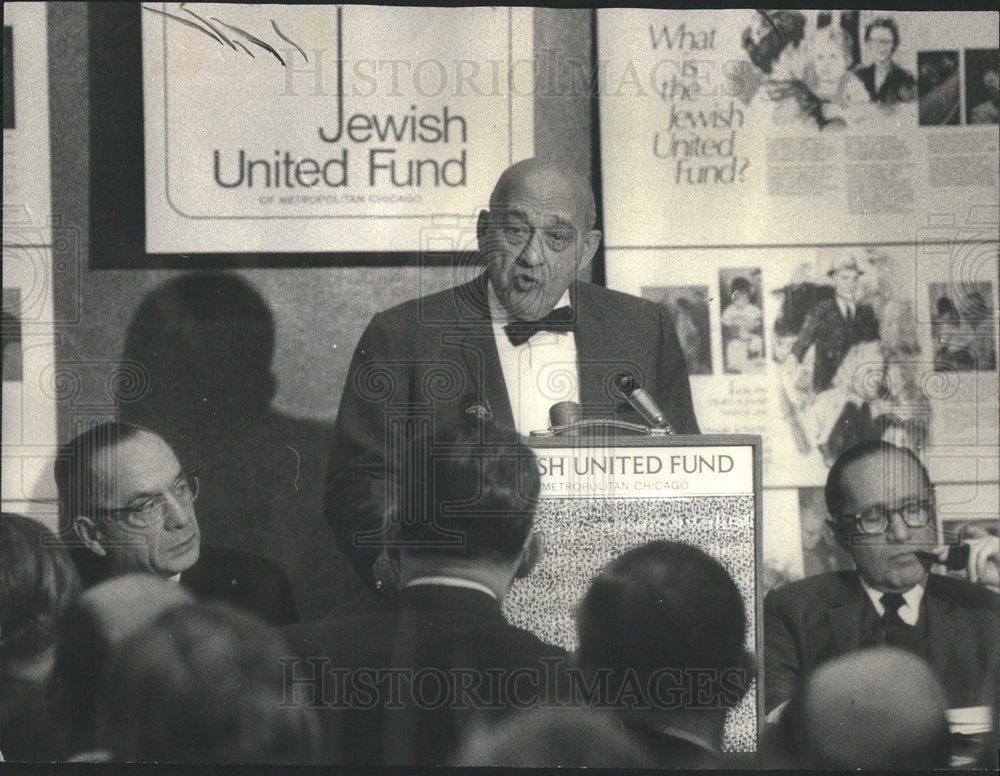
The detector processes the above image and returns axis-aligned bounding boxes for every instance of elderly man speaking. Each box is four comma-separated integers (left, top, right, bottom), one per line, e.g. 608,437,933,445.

325,158,700,590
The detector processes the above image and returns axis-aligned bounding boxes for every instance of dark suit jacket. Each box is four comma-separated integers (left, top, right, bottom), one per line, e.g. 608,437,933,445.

855,62,917,104
280,584,568,765
69,544,299,626
790,298,879,393
764,570,1000,713
325,272,700,586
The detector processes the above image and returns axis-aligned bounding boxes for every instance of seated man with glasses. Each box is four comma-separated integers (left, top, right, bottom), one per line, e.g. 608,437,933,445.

764,440,998,718
55,421,299,625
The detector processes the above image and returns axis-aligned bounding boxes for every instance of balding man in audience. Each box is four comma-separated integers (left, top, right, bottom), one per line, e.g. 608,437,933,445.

99,601,320,764
768,647,951,769
53,575,194,759
284,418,565,766
56,421,299,625
765,440,1000,716
575,540,754,769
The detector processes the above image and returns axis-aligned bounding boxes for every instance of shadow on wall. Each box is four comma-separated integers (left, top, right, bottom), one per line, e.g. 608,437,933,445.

119,272,372,619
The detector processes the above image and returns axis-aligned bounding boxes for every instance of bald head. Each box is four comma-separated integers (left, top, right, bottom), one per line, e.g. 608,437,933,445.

489,159,597,230
480,159,602,321
81,574,195,644
794,648,950,769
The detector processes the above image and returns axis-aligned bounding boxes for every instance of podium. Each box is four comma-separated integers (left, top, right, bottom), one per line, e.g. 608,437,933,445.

502,433,763,752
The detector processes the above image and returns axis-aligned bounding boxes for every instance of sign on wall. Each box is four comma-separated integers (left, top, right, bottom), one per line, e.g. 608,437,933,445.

142,4,534,255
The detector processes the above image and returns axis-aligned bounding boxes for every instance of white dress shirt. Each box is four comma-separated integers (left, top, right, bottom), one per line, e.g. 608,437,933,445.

860,576,925,626
488,283,580,436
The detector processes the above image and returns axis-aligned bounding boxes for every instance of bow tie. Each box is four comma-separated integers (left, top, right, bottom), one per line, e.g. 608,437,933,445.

504,306,575,346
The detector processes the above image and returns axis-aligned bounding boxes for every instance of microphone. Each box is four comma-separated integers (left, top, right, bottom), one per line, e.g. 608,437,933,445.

615,374,675,434
549,400,582,429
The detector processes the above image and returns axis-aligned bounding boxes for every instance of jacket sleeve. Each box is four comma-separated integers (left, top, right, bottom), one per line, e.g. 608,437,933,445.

324,312,402,590
656,305,700,434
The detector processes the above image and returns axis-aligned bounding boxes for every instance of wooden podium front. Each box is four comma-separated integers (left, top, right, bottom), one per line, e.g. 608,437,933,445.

502,433,762,752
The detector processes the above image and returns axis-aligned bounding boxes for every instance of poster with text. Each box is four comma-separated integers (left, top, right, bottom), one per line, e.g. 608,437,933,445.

143,4,533,254
597,10,999,249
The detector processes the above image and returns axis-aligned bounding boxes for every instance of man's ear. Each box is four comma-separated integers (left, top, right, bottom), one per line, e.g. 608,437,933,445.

827,519,850,553
476,209,491,246
578,229,601,272
74,515,106,556
514,530,544,580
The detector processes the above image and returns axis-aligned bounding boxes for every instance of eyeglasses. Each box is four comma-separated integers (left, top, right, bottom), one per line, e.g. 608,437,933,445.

92,470,200,529
838,491,934,536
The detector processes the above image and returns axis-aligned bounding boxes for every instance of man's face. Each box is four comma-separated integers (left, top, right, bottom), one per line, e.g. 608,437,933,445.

480,165,600,321
832,267,860,301
85,431,201,577
832,451,935,593
867,27,896,65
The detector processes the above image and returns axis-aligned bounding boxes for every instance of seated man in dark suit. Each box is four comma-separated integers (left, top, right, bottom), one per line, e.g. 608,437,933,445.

55,421,299,625
575,540,754,769
281,418,566,766
765,440,1000,717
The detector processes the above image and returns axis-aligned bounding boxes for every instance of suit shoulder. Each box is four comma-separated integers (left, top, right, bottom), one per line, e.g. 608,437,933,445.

576,282,662,318
197,545,291,583
928,573,1000,614
370,278,481,329
766,571,857,609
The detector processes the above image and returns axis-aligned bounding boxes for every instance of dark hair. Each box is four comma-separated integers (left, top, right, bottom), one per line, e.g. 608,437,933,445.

0,513,81,662
100,602,320,764
730,276,752,298
53,421,147,526
392,418,539,562
864,17,900,51
823,440,930,519
577,540,749,706
936,296,958,318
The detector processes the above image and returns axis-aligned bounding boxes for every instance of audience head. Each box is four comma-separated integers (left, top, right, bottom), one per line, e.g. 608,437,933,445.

394,418,542,590
785,647,950,769
99,601,319,764
53,574,194,754
479,158,601,322
55,421,202,580
454,708,657,768
577,540,751,717
1,513,81,678
824,440,936,593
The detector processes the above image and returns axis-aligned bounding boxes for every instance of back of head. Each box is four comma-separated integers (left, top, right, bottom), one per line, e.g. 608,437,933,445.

100,601,319,764
0,513,81,667
789,647,950,769
53,574,194,753
393,418,539,564
577,540,749,707
454,707,657,768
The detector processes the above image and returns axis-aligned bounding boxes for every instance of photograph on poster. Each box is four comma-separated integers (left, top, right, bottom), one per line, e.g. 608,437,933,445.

772,247,929,467
929,281,997,372
739,11,917,132
641,285,713,375
918,50,962,126
719,269,765,375
966,48,1000,125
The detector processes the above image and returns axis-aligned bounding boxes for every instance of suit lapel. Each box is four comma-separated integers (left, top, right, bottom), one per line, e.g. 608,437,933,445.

449,272,515,429
924,577,956,676
572,282,614,410
826,574,866,654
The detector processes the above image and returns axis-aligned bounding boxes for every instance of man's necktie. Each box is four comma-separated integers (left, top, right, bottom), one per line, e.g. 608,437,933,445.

504,306,574,346
880,592,919,653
